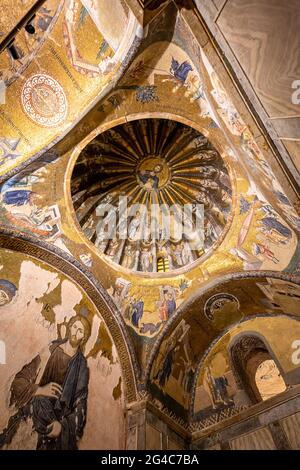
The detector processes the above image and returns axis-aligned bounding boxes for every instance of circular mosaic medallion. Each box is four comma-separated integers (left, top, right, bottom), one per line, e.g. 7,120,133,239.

204,293,240,321
21,74,67,127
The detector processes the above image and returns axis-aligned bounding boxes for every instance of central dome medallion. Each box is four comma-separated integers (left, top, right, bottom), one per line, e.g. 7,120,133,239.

71,118,232,274
136,156,170,190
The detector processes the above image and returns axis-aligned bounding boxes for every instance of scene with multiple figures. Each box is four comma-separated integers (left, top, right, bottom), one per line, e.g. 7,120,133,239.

0,0,299,454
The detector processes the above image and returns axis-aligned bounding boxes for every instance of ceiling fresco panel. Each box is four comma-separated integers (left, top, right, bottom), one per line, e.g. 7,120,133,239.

0,247,128,449
0,0,142,177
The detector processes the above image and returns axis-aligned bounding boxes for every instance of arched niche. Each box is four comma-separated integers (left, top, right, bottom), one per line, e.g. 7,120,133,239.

191,315,300,432
0,229,138,450
145,272,300,427
229,332,287,403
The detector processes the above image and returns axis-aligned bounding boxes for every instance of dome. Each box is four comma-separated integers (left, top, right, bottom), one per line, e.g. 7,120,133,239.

71,118,232,273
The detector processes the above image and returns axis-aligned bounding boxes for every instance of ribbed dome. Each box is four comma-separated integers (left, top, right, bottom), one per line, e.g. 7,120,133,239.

71,118,232,273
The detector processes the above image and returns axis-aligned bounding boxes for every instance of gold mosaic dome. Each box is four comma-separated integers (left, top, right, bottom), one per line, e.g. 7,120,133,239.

71,118,232,273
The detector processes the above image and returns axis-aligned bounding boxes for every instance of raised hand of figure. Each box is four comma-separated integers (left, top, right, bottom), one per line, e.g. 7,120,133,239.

47,420,62,439
35,382,62,398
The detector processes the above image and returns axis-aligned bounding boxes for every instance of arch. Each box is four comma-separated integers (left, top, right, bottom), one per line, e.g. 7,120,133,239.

145,271,300,423
0,228,139,403
190,314,300,421
229,331,287,403
145,271,300,381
